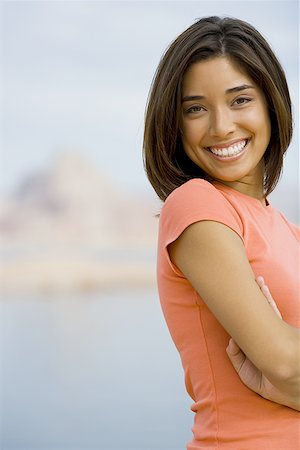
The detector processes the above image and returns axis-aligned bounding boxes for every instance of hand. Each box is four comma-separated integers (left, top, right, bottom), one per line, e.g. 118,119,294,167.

226,276,285,403
255,276,282,319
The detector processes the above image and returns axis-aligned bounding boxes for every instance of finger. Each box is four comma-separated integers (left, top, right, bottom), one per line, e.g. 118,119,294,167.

256,276,265,288
262,285,282,319
256,276,282,319
227,338,240,354
226,339,246,373
257,276,282,319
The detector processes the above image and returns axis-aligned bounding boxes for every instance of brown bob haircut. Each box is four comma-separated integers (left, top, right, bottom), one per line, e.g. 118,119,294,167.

143,16,292,202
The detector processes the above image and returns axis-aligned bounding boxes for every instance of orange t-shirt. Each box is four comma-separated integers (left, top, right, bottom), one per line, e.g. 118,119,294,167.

157,178,300,450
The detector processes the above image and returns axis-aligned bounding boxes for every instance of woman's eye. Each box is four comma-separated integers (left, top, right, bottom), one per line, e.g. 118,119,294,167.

233,97,251,106
186,105,205,114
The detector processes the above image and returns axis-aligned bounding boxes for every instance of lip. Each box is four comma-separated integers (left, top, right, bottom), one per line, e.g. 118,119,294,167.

205,138,249,150
206,139,250,162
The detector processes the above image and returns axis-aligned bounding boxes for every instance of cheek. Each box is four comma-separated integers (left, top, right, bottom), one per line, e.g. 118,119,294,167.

238,109,259,129
181,138,206,168
244,106,271,138
182,122,205,145
180,132,199,163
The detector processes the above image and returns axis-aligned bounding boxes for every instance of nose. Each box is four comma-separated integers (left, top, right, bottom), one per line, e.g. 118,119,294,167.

209,108,236,138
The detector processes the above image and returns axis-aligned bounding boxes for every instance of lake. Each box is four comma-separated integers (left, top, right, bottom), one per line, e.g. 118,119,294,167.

1,288,192,449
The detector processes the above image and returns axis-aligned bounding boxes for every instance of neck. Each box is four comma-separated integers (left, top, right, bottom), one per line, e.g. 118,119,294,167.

213,179,267,206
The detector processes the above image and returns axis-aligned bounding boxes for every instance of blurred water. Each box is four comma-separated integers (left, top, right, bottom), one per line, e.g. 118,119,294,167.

1,289,192,450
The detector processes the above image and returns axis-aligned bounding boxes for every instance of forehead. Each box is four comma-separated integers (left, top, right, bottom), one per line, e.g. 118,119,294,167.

182,56,254,93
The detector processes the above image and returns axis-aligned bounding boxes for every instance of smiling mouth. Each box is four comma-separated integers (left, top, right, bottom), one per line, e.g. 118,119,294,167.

207,139,249,157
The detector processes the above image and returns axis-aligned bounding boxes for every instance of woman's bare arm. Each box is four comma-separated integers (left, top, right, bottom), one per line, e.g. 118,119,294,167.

169,220,300,405
226,276,300,410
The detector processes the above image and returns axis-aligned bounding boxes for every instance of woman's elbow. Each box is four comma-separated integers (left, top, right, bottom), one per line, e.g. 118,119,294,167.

271,329,300,397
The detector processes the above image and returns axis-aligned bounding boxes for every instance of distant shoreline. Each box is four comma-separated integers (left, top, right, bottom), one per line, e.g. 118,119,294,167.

1,258,156,296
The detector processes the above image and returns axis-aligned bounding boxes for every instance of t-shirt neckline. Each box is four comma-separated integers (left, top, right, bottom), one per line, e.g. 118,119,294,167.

211,181,271,210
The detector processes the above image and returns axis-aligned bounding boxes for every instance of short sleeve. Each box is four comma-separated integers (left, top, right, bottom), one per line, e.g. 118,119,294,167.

159,179,244,264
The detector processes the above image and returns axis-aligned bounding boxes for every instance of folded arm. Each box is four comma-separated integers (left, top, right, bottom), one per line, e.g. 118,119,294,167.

227,276,300,411
168,220,300,410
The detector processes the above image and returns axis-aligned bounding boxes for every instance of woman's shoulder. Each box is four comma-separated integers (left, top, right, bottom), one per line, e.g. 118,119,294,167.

164,178,222,210
166,178,215,199
162,178,239,218
159,178,244,240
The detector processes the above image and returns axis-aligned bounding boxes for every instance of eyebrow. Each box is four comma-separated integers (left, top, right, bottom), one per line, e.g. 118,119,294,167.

181,84,255,103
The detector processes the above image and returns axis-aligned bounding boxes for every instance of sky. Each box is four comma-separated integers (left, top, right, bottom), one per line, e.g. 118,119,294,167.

1,0,299,202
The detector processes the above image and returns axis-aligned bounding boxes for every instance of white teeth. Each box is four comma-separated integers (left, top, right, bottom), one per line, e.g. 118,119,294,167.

209,140,247,157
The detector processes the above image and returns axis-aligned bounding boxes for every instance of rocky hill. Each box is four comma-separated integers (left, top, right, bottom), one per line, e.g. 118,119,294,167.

0,152,159,295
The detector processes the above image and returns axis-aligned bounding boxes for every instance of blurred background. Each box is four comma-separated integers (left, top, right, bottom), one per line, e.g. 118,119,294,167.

0,1,299,449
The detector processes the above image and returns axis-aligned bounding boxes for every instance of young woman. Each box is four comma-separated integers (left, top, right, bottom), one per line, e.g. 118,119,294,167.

143,16,299,449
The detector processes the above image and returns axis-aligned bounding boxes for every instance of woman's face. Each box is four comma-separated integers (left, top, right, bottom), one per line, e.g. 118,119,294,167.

180,56,271,194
